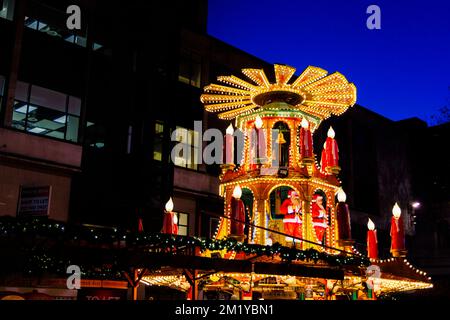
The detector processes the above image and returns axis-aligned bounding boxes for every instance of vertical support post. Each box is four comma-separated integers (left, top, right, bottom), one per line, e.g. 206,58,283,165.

132,269,139,301
193,270,199,300
185,269,199,300
257,195,266,245
1,0,26,127
303,194,312,249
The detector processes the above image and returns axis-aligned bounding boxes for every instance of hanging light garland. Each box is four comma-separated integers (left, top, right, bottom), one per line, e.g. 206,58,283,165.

0,216,369,279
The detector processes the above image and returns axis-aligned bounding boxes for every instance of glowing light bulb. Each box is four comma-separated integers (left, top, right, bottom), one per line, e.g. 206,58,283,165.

337,188,346,203
165,197,174,212
327,126,335,138
392,203,401,218
412,202,420,209
301,118,309,129
368,218,375,231
255,116,263,129
232,185,242,199
226,124,234,135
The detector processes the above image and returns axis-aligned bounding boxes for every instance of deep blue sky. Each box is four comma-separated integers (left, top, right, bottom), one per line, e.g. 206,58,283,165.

207,0,450,124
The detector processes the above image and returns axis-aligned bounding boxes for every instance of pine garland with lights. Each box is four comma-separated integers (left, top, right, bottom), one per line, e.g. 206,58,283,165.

0,216,369,279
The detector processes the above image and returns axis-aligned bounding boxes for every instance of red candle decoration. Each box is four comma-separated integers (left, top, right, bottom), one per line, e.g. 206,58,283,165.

390,202,405,253
325,126,339,168
367,218,378,260
254,115,266,160
162,197,178,235
230,185,245,237
300,118,313,159
224,124,234,165
336,188,352,241
320,141,329,174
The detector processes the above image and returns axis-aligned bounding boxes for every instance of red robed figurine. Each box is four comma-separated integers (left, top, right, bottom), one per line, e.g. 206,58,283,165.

280,190,302,243
312,194,328,243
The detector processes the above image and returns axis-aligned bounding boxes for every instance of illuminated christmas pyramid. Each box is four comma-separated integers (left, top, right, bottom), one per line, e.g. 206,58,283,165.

201,64,356,252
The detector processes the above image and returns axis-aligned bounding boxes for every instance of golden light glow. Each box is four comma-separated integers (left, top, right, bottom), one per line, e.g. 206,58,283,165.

200,64,357,120
368,218,375,231
392,202,401,218
165,197,174,212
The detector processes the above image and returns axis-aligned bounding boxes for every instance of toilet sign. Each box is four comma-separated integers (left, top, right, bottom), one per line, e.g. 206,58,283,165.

17,186,51,216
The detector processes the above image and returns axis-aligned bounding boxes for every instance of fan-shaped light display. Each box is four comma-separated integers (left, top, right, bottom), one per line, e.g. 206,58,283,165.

200,64,357,120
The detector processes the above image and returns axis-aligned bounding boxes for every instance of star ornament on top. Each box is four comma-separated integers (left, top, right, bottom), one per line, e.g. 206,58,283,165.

200,64,357,120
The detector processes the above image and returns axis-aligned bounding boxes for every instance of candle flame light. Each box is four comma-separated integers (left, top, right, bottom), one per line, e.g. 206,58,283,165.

165,197,174,212
255,115,263,129
327,126,335,138
226,124,234,135
301,118,309,129
368,218,375,231
173,213,178,225
337,188,346,203
392,202,401,218
232,185,242,199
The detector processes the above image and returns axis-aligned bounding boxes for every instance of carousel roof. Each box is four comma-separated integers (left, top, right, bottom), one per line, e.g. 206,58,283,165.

200,64,357,120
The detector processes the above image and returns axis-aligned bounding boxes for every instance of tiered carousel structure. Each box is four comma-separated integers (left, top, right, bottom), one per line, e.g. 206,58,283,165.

201,64,356,251
180,63,433,299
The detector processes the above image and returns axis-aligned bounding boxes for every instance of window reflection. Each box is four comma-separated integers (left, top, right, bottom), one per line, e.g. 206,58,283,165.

175,212,189,236
172,126,199,170
178,51,201,88
11,81,81,142
153,121,164,161
0,0,15,21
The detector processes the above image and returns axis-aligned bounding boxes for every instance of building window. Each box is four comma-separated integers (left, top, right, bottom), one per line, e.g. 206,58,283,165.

175,212,189,236
12,81,81,142
85,120,104,149
24,16,91,49
23,1,104,52
153,121,164,161
0,0,15,21
172,126,199,170
178,52,201,88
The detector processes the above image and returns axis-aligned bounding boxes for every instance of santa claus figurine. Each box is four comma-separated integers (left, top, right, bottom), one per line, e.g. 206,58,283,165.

312,194,328,243
280,190,302,244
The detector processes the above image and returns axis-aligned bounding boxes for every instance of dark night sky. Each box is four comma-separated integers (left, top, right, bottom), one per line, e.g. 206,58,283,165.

207,0,450,124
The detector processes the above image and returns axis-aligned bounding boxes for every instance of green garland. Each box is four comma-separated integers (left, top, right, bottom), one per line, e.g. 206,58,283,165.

0,216,370,279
